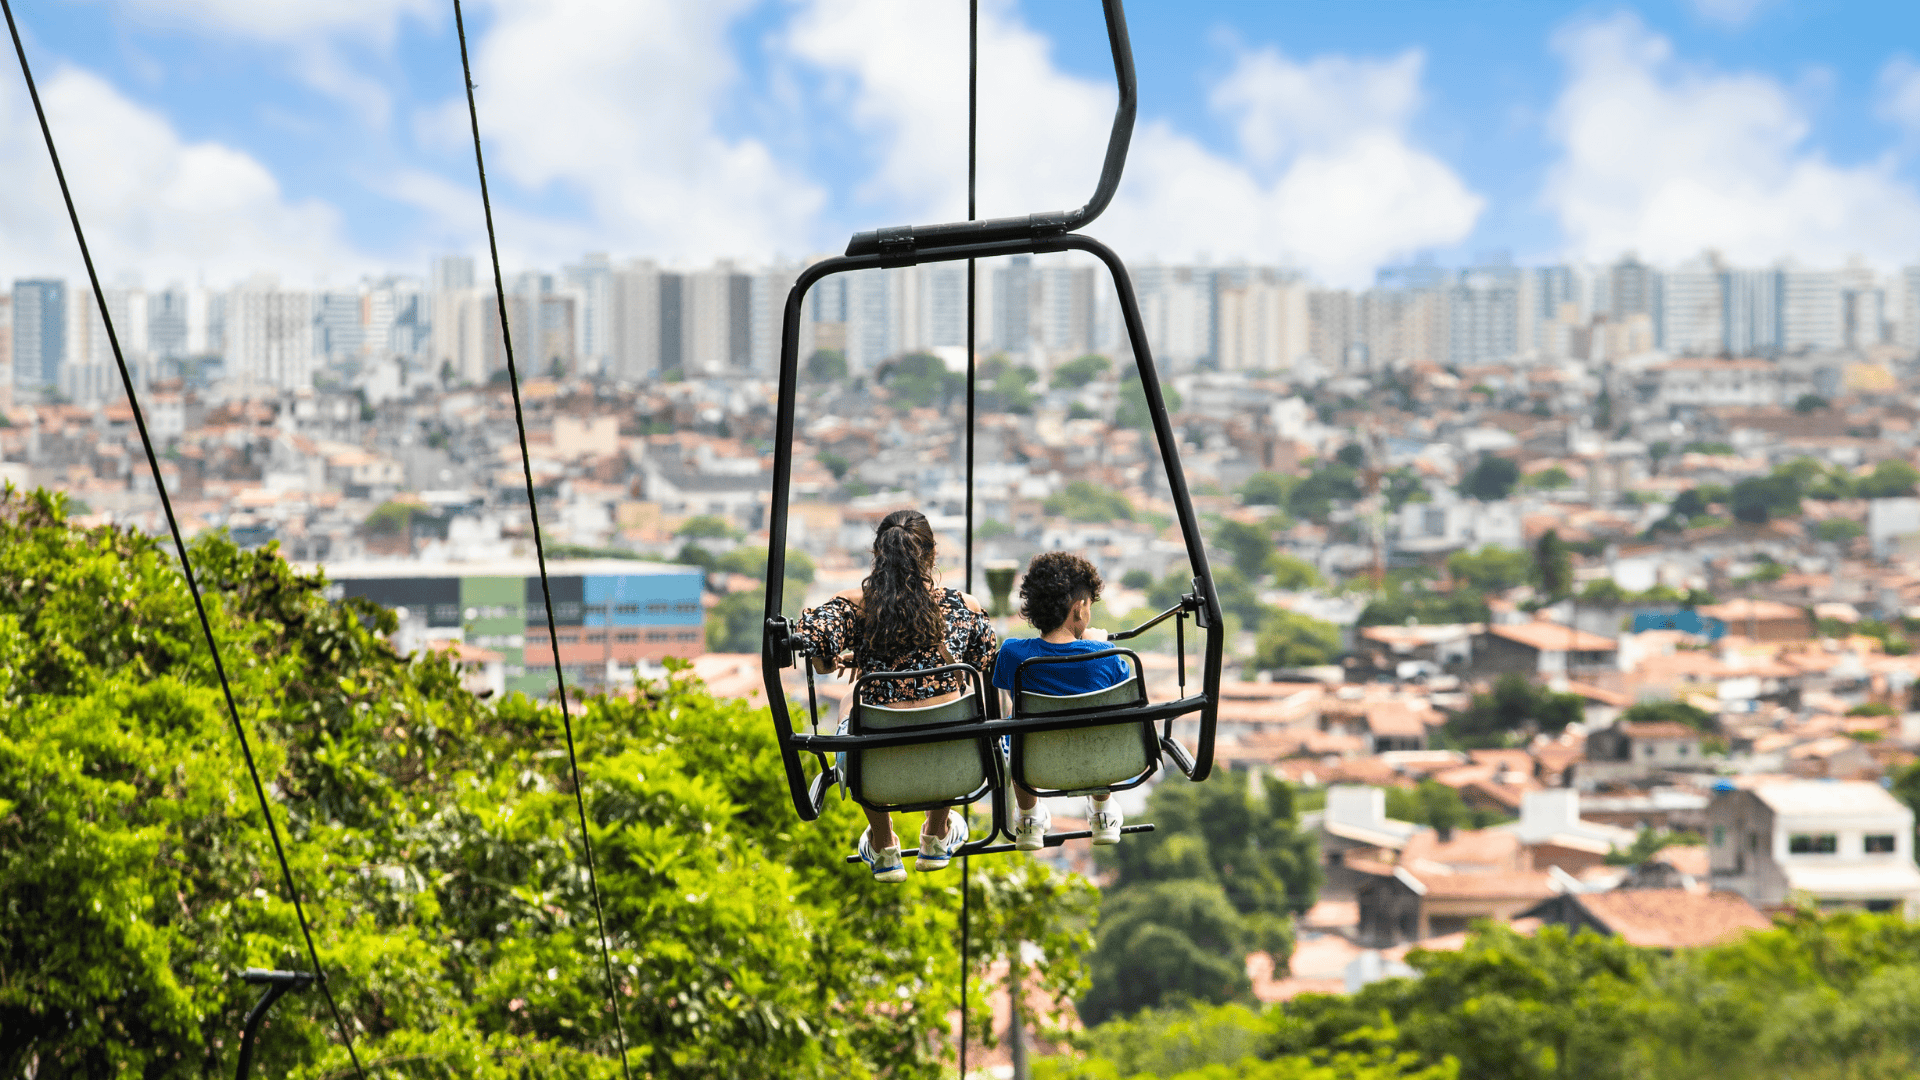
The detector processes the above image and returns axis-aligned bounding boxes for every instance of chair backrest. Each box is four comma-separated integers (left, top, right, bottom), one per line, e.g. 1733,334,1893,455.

1012,659,1155,796
849,691,990,810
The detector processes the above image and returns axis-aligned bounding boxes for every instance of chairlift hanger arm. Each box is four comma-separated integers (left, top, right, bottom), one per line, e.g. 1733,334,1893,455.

1106,598,1196,642
844,0,1135,260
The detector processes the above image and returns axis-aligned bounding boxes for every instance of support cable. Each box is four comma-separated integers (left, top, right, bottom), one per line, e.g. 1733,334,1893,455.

451,4,632,1076
0,3,367,1075
960,2,979,1076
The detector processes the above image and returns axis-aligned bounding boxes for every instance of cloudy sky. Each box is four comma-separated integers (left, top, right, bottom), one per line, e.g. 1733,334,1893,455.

2,0,1918,289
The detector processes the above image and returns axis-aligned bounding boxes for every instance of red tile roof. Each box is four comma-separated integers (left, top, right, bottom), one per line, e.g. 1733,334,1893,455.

1574,890,1772,948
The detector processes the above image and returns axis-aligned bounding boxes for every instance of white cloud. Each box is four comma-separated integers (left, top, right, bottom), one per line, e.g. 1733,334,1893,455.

115,0,443,129
452,0,826,268
0,65,366,285
1880,55,1920,140
1544,14,1920,268
788,0,1481,288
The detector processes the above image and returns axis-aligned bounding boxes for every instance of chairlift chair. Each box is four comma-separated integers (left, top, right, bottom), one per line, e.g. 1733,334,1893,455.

760,0,1224,859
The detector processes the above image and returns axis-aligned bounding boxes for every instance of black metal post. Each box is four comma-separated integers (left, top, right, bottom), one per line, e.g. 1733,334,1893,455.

234,968,315,1080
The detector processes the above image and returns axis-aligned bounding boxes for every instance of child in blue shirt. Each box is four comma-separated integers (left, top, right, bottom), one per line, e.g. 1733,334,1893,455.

992,551,1129,848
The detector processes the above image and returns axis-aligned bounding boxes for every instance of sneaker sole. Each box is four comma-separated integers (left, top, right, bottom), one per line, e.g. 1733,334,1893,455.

1014,837,1045,851
1090,832,1121,846
873,867,908,882
916,855,950,872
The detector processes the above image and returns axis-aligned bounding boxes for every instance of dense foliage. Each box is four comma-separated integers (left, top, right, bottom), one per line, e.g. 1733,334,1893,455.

1444,673,1584,747
1051,911,1920,1079
0,488,1095,1078
1079,773,1319,1025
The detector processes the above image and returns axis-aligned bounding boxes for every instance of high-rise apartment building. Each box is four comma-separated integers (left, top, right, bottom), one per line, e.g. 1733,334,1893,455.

12,279,64,394
226,276,314,391
1662,257,1724,356
1722,268,1781,357
1781,266,1843,353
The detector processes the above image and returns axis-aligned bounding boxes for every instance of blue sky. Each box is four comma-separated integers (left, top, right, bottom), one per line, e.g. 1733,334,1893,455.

2,0,1917,289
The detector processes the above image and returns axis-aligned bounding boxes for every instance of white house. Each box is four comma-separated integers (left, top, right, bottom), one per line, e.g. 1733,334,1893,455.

1708,780,1920,915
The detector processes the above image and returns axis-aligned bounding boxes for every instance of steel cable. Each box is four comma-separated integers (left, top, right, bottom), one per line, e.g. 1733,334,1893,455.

0,2,368,1075
450,3,633,1076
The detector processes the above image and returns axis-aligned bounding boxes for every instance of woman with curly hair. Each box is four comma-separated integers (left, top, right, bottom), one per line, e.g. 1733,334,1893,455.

992,551,1128,850
792,509,995,882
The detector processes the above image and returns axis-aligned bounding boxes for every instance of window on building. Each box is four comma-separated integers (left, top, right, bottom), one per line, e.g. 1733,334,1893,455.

433,604,461,622
1866,899,1899,913
558,633,579,645
1789,834,1838,854
677,631,699,642
1712,825,1726,847
1643,744,1656,757
585,604,607,616
616,632,639,644
585,632,605,644
647,631,668,642
557,602,583,620
1866,834,1898,854
675,602,701,614
647,602,670,614
617,603,639,615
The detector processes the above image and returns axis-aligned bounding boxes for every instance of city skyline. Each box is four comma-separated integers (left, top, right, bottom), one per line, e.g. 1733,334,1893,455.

1,2,1918,290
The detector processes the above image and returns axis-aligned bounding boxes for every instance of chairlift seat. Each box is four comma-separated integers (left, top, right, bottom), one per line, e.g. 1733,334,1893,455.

847,688,995,811
1011,652,1158,797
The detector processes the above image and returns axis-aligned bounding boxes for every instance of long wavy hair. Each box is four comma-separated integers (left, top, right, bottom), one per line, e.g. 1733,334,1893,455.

855,509,943,668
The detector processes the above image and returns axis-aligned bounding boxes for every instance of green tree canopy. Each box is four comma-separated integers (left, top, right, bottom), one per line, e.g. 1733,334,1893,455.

1462,456,1520,502
1082,771,1318,1025
1052,353,1113,389
1532,530,1573,599
674,513,739,540
1447,545,1531,593
1047,480,1135,523
1115,370,1184,431
1730,474,1801,523
1251,609,1342,672
1239,471,1299,507
804,348,847,382
1447,673,1584,746
0,488,1093,1078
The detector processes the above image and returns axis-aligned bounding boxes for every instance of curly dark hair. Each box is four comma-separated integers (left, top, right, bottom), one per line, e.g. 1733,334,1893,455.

855,509,943,668
1018,551,1103,634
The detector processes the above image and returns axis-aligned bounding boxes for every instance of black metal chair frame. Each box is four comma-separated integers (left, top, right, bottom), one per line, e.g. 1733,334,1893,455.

759,0,1224,855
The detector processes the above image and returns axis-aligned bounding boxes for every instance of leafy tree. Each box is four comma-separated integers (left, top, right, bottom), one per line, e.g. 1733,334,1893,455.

1115,370,1183,432
1605,827,1703,866
880,351,965,410
1447,673,1583,745
673,541,716,571
1239,471,1299,507
1462,456,1520,502
981,355,1040,415
1046,480,1134,523
1356,590,1491,628
1447,545,1531,593
1287,462,1363,524
1251,609,1342,671
1579,579,1628,604
1856,458,1920,499
1214,519,1278,579
1082,772,1319,1023
362,500,417,537
817,450,851,480
1121,568,1154,590
1336,443,1367,468
1815,518,1865,543
1052,353,1112,389
1730,475,1801,523
1269,552,1323,591
1522,465,1573,491
1382,780,1492,833
675,514,738,540
0,488,1095,1079
1532,530,1573,600
805,348,847,382
1794,393,1831,413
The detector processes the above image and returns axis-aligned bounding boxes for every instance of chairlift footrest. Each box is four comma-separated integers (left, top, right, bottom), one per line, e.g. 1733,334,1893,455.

843,823,1153,863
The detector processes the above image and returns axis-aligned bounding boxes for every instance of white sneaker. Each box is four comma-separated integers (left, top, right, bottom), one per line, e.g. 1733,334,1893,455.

917,814,969,872
1014,804,1051,851
858,827,908,883
1089,799,1123,845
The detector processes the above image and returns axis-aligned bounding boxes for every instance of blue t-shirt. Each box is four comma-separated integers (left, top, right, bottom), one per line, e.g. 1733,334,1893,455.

992,638,1131,698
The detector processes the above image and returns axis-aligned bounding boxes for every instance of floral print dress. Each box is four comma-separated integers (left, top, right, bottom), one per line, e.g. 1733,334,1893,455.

794,588,996,705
